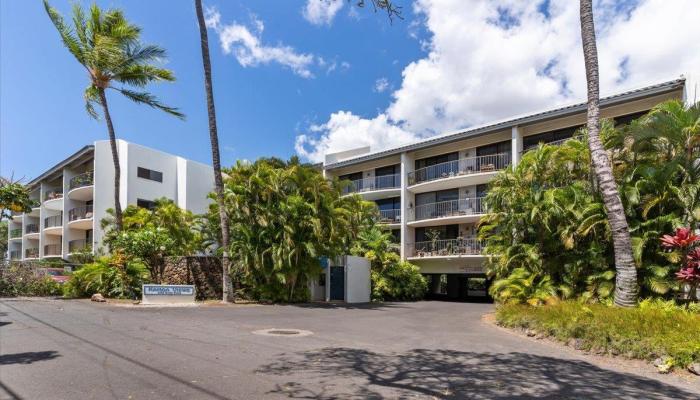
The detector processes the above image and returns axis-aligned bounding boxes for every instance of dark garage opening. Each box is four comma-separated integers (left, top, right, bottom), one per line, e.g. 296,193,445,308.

424,274,492,302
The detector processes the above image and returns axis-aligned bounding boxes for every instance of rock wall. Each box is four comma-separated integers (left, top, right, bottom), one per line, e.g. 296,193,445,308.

161,257,223,300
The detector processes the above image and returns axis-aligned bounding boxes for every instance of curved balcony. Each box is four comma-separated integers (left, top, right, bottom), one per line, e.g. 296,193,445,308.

408,153,510,193
68,205,93,230
44,190,64,211
68,171,94,201
407,238,484,260
44,244,62,258
377,209,401,227
25,248,40,260
68,239,92,254
408,197,486,227
341,174,401,200
9,228,22,240
24,223,40,240
44,214,63,236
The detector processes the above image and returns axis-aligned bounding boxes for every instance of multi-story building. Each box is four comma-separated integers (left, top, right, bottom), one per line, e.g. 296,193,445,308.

7,139,213,261
323,77,689,301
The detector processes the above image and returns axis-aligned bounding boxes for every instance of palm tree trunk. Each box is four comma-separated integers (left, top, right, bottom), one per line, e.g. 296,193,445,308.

195,0,233,302
579,0,637,307
97,88,123,232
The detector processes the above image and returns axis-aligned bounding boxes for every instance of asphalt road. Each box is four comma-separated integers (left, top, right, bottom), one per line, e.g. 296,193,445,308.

0,298,698,400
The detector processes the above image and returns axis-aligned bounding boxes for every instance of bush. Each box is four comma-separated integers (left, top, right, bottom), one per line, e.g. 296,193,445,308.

0,264,62,297
63,253,150,299
371,261,427,301
496,300,700,368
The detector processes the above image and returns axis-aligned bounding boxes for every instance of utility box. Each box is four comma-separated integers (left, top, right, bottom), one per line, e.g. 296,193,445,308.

309,255,370,303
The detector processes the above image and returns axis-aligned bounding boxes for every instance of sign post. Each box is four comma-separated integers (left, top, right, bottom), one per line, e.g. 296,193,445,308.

142,284,196,305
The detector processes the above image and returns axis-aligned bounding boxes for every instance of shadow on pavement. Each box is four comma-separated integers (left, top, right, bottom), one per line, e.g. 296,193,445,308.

258,347,697,399
0,351,60,365
286,302,411,310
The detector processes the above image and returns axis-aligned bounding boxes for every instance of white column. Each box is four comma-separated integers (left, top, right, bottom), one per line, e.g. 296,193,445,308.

511,126,523,168
400,152,415,260
683,72,699,106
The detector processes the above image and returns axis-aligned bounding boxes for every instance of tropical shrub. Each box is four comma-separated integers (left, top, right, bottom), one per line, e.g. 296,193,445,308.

660,227,700,300
102,199,203,282
482,100,700,304
207,157,376,302
63,253,150,299
0,264,62,297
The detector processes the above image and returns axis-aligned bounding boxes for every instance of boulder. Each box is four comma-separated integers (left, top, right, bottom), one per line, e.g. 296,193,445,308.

91,293,106,303
688,363,700,376
653,356,673,374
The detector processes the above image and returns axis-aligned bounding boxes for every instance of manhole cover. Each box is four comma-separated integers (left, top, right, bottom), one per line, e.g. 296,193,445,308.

252,328,313,337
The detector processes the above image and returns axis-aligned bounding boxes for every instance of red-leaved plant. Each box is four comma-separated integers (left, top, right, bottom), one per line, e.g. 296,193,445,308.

661,228,700,301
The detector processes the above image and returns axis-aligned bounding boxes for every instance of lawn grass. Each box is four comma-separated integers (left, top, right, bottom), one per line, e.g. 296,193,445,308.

495,300,700,369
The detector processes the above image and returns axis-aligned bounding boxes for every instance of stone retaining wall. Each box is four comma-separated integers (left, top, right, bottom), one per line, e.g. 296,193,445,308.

161,257,223,300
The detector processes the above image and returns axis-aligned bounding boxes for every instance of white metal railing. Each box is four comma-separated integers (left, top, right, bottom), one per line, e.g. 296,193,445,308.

342,174,400,195
408,238,483,257
378,209,401,223
411,197,486,221
409,153,510,185
523,137,575,152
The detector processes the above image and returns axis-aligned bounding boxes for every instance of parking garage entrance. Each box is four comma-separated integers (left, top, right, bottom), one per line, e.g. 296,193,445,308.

423,274,492,302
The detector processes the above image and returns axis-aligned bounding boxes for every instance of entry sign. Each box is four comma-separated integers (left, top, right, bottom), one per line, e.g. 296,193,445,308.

142,284,196,304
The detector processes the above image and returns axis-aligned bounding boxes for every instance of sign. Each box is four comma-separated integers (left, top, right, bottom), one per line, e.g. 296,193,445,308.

142,284,196,304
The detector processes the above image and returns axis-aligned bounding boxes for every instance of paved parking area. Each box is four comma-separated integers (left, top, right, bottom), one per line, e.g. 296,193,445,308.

1,298,698,399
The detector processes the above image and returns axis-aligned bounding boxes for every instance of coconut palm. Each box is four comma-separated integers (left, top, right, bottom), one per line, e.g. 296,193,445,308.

44,1,183,231
579,0,637,307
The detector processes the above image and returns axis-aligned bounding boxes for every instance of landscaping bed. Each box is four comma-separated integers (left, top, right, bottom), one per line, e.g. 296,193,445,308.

495,300,700,372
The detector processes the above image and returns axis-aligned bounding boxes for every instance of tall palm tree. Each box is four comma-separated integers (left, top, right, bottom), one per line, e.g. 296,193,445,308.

579,0,637,307
44,1,183,231
194,0,233,302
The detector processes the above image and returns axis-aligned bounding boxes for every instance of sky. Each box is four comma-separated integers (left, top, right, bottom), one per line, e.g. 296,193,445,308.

1,0,699,180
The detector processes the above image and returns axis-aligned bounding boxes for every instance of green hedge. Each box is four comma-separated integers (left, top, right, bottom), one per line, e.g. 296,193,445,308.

496,300,700,369
0,265,62,297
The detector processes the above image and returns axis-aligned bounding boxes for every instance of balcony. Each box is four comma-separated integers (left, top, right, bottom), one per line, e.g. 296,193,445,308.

69,239,92,254
9,250,21,261
68,205,93,230
25,223,40,239
377,209,401,226
25,248,40,259
342,174,401,200
44,189,64,210
408,153,510,193
407,238,484,260
408,197,486,227
9,228,22,239
68,171,94,200
44,214,63,235
44,244,62,258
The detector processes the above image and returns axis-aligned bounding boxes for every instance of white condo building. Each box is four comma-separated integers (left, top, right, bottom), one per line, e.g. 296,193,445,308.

322,77,691,301
7,140,213,261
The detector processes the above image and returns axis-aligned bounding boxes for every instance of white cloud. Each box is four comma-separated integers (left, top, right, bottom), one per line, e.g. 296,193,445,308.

303,0,344,26
374,77,390,93
206,8,315,78
296,0,700,162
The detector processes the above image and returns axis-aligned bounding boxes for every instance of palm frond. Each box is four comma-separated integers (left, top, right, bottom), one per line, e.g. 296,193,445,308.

113,88,184,119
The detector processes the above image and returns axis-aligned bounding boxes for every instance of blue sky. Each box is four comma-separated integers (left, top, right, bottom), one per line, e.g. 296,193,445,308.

2,0,698,179
1,0,423,179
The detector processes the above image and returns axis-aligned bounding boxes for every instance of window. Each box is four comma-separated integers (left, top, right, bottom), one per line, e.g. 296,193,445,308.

137,167,163,183
523,126,580,151
318,273,326,286
137,199,156,210
476,140,511,156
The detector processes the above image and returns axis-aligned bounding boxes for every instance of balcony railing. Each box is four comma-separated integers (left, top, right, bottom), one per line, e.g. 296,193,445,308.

25,224,39,234
378,209,401,224
44,214,63,229
69,171,94,190
411,197,486,221
408,153,510,185
69,239,91,253
342,174,400,195
9,228,22,238
44,244,62,257
69,205,93,221
25,248,39,259
44,190,63,201
408,238,483,258
9,250,21,260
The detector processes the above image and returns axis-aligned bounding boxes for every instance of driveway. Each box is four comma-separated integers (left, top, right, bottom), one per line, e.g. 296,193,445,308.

0,299,698,399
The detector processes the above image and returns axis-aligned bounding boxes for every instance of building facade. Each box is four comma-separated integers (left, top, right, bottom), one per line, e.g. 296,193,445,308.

322,78,688,301
7,139,213,261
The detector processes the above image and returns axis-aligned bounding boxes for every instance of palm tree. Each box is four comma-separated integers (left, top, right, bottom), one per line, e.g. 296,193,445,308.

44,1,183,231
194,0,233,302
579,0,637,306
